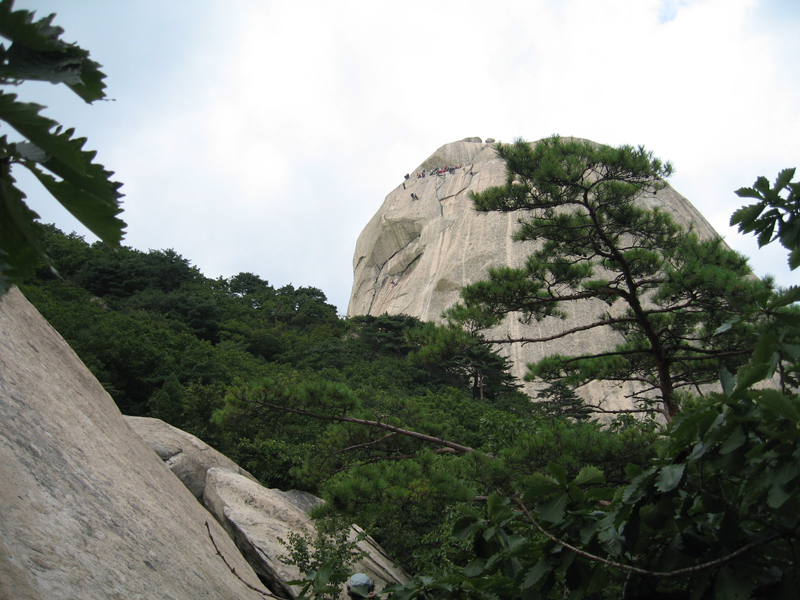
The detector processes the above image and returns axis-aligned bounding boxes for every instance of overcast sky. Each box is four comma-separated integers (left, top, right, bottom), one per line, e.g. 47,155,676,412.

11,0,800,313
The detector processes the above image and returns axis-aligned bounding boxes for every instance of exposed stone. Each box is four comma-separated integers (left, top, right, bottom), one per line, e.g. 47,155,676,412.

128,417,408,597
461,136,482,143
348,138,723,409
204,467,410,599
127,415,259,500
485,137,496,143
277,489,326,514
0,288,265,600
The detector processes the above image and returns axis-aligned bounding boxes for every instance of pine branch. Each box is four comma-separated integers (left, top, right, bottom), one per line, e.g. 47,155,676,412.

326,447,466,478
480,317,632,346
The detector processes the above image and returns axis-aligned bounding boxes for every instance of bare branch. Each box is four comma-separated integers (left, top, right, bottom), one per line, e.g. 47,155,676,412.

241,397,475,454
515,500,781,578
331,432,399,456
581,405,658,415
480,318,630,346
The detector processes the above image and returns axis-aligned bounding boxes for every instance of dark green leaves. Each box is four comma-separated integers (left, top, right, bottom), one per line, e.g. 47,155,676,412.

0,171,45,279
572,465,604,487
655,463,685,492
0,0,107,101
733,168,800,270
0,0,65,52
0,3,124,295
537,493,569,523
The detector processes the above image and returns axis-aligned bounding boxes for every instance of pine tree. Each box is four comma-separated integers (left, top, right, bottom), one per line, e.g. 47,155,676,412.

147,373,184,425
451,136,767,421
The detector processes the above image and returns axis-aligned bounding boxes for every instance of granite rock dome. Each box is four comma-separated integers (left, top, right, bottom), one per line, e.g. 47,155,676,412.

348,138,722,408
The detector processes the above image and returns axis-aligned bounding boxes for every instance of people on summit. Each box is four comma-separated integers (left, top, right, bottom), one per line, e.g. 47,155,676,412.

346,574,377,600
407,165,462,185
416,165,462,178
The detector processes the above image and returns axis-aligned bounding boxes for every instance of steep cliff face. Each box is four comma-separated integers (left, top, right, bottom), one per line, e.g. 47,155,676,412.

0,288,266,600
348,137,722,405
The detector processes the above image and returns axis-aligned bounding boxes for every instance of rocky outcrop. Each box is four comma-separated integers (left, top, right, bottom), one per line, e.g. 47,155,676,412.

130,417,409,599
347,138,722,407
0,288,266,599
204,468,305,598
126,415,259,500
203,468,410,599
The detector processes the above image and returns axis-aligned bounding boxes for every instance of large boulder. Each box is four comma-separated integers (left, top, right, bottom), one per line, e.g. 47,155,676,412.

0,288,266,600
126,415,259,500
204,467,410,599
347,138,722,407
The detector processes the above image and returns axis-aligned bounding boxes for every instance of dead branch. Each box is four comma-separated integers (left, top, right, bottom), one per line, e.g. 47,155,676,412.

331,432,398,456
515,500,780,579
243,398,475,454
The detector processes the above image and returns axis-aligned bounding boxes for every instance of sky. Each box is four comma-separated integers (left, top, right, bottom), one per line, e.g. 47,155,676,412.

9,0,800,314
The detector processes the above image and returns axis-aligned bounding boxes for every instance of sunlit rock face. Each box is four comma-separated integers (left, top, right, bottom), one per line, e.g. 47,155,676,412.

0,288,265,600
347,137,721,407
126,415,260,500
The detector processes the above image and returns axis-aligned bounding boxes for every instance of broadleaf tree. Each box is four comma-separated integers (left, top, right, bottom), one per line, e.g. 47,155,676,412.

448,136,766,421
731,167,800,271
728,169,800,394
0,0,124,296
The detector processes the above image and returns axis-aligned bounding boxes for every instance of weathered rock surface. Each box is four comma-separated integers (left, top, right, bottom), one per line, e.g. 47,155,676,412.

0,288,265,600
348,138,722,407
204,467,410,599
127,415,259,500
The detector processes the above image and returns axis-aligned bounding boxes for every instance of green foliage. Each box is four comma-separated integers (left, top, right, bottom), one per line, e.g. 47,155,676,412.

384,168,800,599
532,380,593,421
406,321,521,400
0,1,124,295
450,136,765,420
390,388,800,599
723,169,800,396
220,368,659,575
280,517,367,600
318,449,478,574
147,372,184,424
732,168,800,270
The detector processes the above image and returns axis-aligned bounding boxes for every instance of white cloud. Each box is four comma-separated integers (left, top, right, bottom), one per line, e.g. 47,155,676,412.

12,0,800,311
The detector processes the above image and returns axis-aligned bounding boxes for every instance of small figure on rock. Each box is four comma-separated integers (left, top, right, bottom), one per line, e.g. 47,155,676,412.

346,574,376,600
